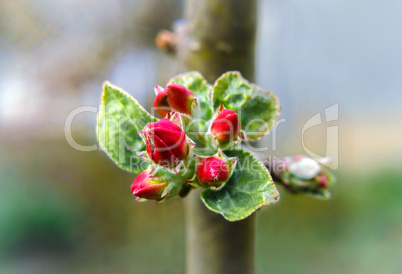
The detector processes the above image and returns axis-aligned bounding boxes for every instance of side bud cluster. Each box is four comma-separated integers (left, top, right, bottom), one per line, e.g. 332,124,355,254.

270,155,335,197
154,83,198,118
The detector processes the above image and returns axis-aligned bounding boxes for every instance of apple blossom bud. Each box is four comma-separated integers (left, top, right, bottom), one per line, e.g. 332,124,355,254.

130,170,168,200
154,83,197,118
211,105,241,145
288,157,322,180
196,156,230,188
269,155,335,197
142,119,188,168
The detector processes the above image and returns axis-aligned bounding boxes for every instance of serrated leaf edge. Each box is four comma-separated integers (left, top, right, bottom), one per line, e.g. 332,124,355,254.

212,71,281,142
96,81,157,174
245,88,281,142
201,149,280,222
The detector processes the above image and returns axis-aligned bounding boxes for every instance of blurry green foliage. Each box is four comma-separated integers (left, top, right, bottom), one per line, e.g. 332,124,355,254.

256,169,402,274
1,160,401,273
0,164,83,255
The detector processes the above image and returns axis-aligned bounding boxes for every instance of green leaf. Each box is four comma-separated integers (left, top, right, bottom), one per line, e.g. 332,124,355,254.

213,71,280,141
213,71,253,110
239,87,280,141
168,71,213,120
97,82,157,173
201,149,279,221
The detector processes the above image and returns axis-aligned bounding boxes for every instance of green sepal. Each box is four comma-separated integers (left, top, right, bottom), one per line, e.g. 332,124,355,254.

212,71,280,141
97,82,157,173
191,149,237,191
152,154,196,202
150,166,186,202
201,149,279,221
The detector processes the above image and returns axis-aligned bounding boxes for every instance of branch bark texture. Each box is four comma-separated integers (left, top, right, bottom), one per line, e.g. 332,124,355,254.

175,0,258,273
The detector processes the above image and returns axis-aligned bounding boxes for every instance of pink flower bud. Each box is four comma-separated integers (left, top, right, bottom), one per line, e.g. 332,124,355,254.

316,173,328,188
154,83,197,118
142,119,188,168
211,105,241,145
196,156,230,188
130,170,168,200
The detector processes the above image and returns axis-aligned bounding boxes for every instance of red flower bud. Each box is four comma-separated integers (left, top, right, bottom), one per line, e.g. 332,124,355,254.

154,83,197,118
211,105,241,145
131,170,168,200
196,156,230,188
153,85,170,118
142,119,188,168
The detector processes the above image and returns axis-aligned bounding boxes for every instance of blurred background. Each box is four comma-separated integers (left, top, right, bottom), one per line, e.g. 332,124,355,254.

1,0,401,273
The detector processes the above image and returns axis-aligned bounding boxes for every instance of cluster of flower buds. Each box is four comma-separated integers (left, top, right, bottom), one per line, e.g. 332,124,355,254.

154,83,198,118
270,155,335,197
99,72,336,218
131,83,244,201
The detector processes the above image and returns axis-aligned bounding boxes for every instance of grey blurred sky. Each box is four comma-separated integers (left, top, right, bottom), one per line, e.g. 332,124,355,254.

257,0,402,116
